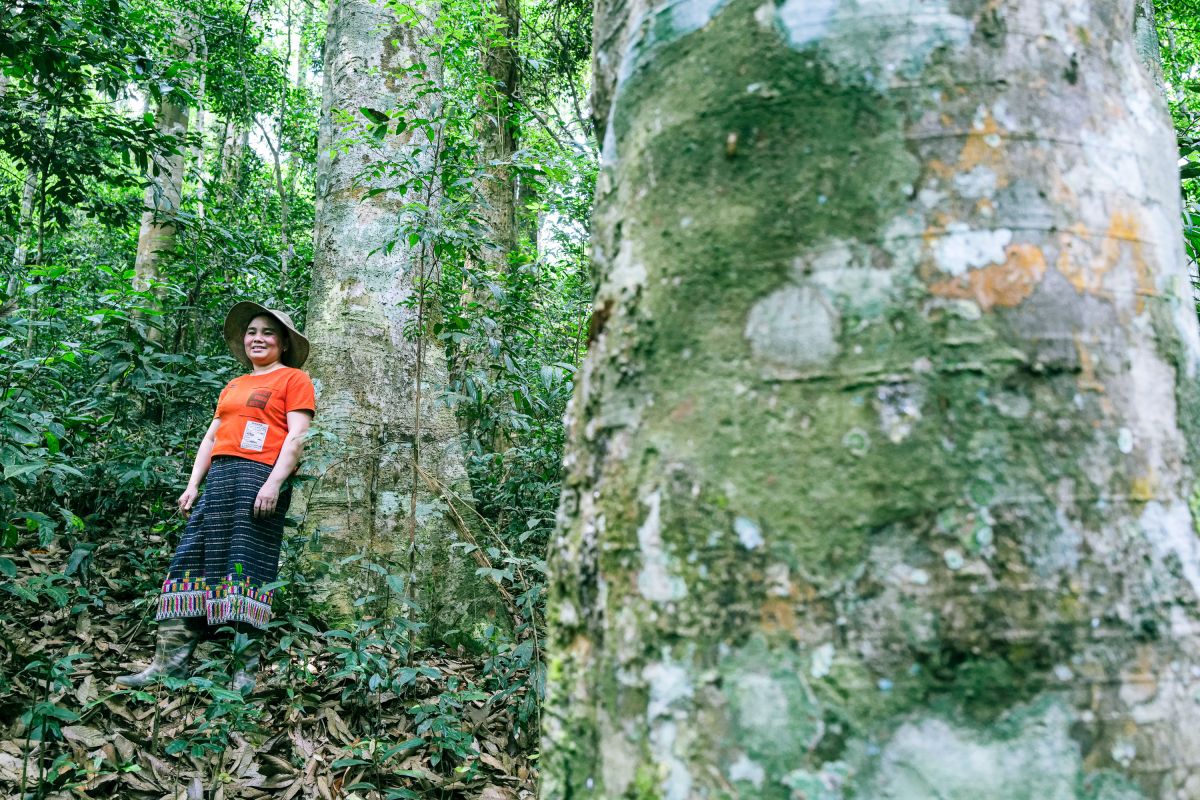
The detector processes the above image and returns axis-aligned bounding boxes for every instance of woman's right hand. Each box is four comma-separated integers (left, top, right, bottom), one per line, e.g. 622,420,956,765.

178,485,200,518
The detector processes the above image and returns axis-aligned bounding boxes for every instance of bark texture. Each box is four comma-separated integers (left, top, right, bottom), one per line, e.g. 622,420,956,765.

543,1,1200,798
479,0,520,269
133,29,192,334
303,0,482,626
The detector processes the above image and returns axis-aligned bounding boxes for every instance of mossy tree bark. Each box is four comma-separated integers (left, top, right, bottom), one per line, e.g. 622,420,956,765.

132,26,192,341
303,0,483,628
543,1,1200,798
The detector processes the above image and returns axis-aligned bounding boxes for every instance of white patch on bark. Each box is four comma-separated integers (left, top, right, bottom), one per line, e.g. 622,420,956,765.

1039,0,1091,50
734,516,763,549
775,0,837,47
776,0,972,85
637,491,688,601
933,224,1012,276
610,238,649,295
1140,500,1200,599
810,643,835,679
617,0,731,87
745,285,839,373
728,753,766,789
862,702,1105,799
730,672,790,731
954,166,998,199
645,659,693,719
644,658,694,800
668,0,726,33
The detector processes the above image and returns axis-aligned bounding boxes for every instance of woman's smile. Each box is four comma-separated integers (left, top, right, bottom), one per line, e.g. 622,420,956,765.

243,316,285,368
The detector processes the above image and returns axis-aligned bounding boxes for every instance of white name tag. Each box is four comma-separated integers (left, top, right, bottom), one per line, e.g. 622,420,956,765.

240,420,269,451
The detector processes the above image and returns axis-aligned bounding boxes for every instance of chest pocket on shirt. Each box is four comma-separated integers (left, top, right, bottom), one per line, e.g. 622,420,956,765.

240,420,269,451
246,389,273,410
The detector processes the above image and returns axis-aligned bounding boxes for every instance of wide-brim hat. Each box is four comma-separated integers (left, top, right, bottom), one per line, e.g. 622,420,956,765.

223,301,310,368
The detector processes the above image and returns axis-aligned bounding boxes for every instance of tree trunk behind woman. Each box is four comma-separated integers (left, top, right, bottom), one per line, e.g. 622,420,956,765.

542,1,1200,797
302,0,484,627
132,24,193,341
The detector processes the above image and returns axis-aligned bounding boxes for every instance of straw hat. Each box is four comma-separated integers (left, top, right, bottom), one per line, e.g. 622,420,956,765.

223,301,310,368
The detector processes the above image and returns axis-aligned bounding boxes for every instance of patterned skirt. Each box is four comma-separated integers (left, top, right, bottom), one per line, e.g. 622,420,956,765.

156,456,290,630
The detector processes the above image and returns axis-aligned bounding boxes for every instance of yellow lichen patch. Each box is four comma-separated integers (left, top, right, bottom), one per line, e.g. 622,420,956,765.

927,243,1046,310
1131,474,1157,503
760,598,797,637
924,112,1008,187
1072,333,1105,393
1055,223,1092,292
1103,212,1155,313
956,111,1009,187
567,633,593,661
1059,212,1157,312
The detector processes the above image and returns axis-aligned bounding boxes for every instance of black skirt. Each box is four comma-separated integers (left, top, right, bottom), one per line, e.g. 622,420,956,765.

155,456,290,630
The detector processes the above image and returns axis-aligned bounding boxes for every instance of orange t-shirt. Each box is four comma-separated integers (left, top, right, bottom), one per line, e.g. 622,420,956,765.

210,367,316,466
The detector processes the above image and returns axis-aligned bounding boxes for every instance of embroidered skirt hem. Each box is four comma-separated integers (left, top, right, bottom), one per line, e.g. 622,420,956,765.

153,456,288,632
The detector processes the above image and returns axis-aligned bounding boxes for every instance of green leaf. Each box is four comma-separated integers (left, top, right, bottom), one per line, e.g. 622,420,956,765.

4,462,47,480
360,107,389,124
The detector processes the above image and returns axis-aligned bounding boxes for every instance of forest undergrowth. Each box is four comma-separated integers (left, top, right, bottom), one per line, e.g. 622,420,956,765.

0,506,540,800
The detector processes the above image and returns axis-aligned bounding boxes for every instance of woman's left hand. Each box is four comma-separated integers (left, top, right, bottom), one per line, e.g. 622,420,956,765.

254,480,282,519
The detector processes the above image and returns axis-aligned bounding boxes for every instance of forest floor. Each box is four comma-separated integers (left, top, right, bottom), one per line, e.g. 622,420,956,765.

0,532,539,800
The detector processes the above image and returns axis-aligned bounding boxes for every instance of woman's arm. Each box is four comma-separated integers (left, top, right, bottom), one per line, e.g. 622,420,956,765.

179,418,221,517
253,410,313,519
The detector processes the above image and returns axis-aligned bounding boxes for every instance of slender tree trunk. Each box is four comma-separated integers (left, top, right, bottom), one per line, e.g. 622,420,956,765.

458,0,521,449
478,0,519,273
543,1,1200,798
256,118,291,293
191,32,208,218
1,168,36,314
218,122,248,188
1134,0,1165,89
132,26,193,341
302,0,483,627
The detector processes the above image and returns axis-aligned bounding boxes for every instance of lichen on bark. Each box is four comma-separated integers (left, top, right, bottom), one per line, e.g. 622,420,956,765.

543,0,1200,797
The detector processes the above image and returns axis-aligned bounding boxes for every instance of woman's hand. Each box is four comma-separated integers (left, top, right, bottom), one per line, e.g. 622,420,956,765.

254,480,283,519
178,485,200,518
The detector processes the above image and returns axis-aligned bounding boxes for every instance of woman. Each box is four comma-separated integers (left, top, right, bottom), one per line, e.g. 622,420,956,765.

118,302,316,692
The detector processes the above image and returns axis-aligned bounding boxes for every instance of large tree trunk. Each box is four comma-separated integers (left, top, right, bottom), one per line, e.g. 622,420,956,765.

132,28,192,341
302,0,484,627
543,1,1200,798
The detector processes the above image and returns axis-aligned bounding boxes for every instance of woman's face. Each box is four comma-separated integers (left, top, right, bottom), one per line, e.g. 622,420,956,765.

244,315,287,367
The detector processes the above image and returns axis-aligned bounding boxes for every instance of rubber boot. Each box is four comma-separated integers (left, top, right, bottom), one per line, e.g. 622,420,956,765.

231,630,260,695
116,618,202,687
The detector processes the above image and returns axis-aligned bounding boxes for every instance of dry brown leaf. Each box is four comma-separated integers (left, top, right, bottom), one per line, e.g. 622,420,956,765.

75,673,95,705
112,732,137,763
0,751,26,783
320,706,353,743
279,774,305,800
478,752,507,773
122,769,165,792
260,753,297,776
478,786,517,800
62,725,107,749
